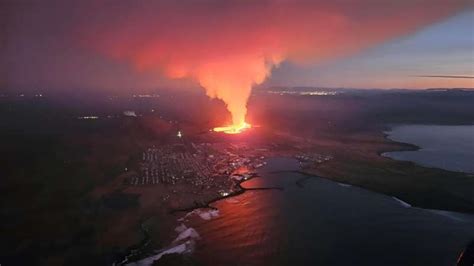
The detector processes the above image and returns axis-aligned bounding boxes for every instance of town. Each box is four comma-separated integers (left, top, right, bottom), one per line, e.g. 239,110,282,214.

129,142,267,196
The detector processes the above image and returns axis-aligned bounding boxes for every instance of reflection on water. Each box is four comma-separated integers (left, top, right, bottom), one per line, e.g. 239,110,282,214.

191,179,285,266
191,158,474,266
384,125,474,173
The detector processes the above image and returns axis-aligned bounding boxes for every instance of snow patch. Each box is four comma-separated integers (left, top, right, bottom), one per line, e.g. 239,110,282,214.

183,208,220,221
337,183,352,188
175,224,187,233
392,197,412,208
173,228,200,243
125,241,194,266
126,227,200,266
197,209,219,220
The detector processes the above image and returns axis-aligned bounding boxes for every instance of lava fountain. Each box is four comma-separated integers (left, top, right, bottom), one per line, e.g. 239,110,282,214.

196,56,275,134
213,121,252,134
80,1,468,136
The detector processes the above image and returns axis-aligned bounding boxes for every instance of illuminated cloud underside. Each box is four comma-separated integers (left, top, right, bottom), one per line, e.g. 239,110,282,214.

77,0,469,129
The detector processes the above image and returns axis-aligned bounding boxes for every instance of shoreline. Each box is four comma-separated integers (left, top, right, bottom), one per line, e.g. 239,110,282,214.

256,168,474,218
119,150,474,265
118,124,474,264
301,167,474,215
303,127,474,214
118,170,284,265
378,129,421,157
169,173,284,214
381,126,474,175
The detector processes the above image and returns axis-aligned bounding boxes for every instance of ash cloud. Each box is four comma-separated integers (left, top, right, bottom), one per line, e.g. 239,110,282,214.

2,0,471,124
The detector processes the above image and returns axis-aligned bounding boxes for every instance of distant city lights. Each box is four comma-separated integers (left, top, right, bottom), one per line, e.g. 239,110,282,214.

220,191,230,197
77,116,99,120
267,90,338,96
133,94,160,98
123,110,137,117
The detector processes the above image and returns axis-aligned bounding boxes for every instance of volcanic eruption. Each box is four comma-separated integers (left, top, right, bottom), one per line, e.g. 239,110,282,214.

80,0,469,134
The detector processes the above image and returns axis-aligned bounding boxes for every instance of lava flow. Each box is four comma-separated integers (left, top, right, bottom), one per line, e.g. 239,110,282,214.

213,122,251,134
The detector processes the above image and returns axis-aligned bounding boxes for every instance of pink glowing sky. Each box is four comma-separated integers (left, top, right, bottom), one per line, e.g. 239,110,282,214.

1,0,473,93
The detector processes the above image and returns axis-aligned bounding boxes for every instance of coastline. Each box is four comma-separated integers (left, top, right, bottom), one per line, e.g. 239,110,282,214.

117,124,474,264
117,170,284,265
302,127,474,214
381,125,474,174
120,149,474,265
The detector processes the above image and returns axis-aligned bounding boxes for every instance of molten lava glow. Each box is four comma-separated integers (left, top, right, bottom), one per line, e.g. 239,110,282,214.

213,122,251,135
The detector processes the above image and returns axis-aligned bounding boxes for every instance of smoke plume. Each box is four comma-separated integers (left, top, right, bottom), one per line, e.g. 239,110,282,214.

78,0,469,125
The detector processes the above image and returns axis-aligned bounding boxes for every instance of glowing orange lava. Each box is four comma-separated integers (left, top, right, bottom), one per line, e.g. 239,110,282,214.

213,122,251,134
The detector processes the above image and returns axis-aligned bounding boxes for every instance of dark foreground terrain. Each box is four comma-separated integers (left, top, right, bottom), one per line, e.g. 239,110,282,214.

0,88,473,265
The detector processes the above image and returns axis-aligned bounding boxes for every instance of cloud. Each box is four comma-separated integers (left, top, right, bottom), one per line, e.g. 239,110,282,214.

2,0,470,124
415,75,474,79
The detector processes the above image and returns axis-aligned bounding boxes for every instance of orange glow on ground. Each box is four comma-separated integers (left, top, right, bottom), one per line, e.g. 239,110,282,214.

213,122,252,134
